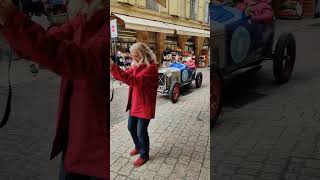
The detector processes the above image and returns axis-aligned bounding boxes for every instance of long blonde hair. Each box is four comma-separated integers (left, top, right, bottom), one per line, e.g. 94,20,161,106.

130,42,157,66
67,0,107,20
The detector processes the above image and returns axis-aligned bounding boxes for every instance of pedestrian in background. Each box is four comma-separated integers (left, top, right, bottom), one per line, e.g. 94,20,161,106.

173,54,181,63
0,0,109,179
115,50,121,65
110,42,159,167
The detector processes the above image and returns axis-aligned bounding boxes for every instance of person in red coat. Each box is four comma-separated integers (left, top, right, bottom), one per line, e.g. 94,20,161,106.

184,57,196,70
110,42,159,167
0,0,109,179
243,0,274,24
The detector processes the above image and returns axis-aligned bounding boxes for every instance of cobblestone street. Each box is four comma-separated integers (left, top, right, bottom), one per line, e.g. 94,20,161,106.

110,68,210,179
212,19,320,180
0,59,60,179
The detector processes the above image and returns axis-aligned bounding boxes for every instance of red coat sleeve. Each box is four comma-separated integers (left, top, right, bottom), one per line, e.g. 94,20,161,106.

111,64,158,88
0,9,107,79
111,67,134,82
46,18,75,41
124,67,134,75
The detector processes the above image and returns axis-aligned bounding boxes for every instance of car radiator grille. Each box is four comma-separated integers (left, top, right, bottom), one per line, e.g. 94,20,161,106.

158,73,165,86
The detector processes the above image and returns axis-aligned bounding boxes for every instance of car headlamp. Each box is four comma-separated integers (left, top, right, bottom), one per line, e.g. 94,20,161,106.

166,70,172,77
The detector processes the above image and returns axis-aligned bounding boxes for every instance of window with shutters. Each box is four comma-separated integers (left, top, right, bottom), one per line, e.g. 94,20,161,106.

146,0,160,11
190,0,197,20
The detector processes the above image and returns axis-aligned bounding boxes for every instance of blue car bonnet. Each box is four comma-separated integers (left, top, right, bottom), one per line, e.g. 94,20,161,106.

169,63,187,70
210,3,246,25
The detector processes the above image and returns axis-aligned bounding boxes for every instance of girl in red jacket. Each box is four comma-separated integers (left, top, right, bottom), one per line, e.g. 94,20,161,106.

110,42,159,167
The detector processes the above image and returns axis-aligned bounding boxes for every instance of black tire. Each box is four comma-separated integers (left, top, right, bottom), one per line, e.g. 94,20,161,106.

273,33,296,84
211,70,223,128
169,81,180,103
195,72,203,88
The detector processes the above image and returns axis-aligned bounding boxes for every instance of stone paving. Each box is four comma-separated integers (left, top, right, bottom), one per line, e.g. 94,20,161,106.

0,59,60,179
110,68,210,180
212,75,320,180
212,18,320,180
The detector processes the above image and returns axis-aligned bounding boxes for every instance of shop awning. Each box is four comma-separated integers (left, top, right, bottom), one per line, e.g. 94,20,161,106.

165,23,210,38
113,13,209,38
113,13,175,34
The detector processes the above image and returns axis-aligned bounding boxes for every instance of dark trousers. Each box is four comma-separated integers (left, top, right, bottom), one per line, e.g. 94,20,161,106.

128,115,150,159
59,157,103,180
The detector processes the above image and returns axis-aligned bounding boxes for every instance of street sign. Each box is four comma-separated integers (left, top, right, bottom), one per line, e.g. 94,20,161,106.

110,19,118,38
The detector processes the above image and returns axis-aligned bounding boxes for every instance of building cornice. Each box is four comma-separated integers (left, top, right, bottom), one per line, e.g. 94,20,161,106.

111,1,209,31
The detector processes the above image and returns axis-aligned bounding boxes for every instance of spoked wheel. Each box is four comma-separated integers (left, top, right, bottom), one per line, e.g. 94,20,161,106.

195,72,203,88
169,81,180,103
211,70,223,128
273,33,296,84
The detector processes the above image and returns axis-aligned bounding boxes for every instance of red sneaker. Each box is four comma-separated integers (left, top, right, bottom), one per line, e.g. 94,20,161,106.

129,149,139,156
133,157,148,167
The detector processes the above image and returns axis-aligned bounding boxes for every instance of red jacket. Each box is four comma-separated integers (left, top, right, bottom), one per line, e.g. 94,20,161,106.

243,0,273,24
1,9,109,179
111,64,158,120
250,0,273,24
184,60,196,69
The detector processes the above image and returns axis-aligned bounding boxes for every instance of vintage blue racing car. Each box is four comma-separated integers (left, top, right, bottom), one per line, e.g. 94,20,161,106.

210,2,296,127
158,62,202,103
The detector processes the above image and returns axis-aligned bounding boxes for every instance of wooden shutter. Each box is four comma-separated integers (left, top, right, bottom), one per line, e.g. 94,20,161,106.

169,0,179,16
197,0,204,22
186,0,191,19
